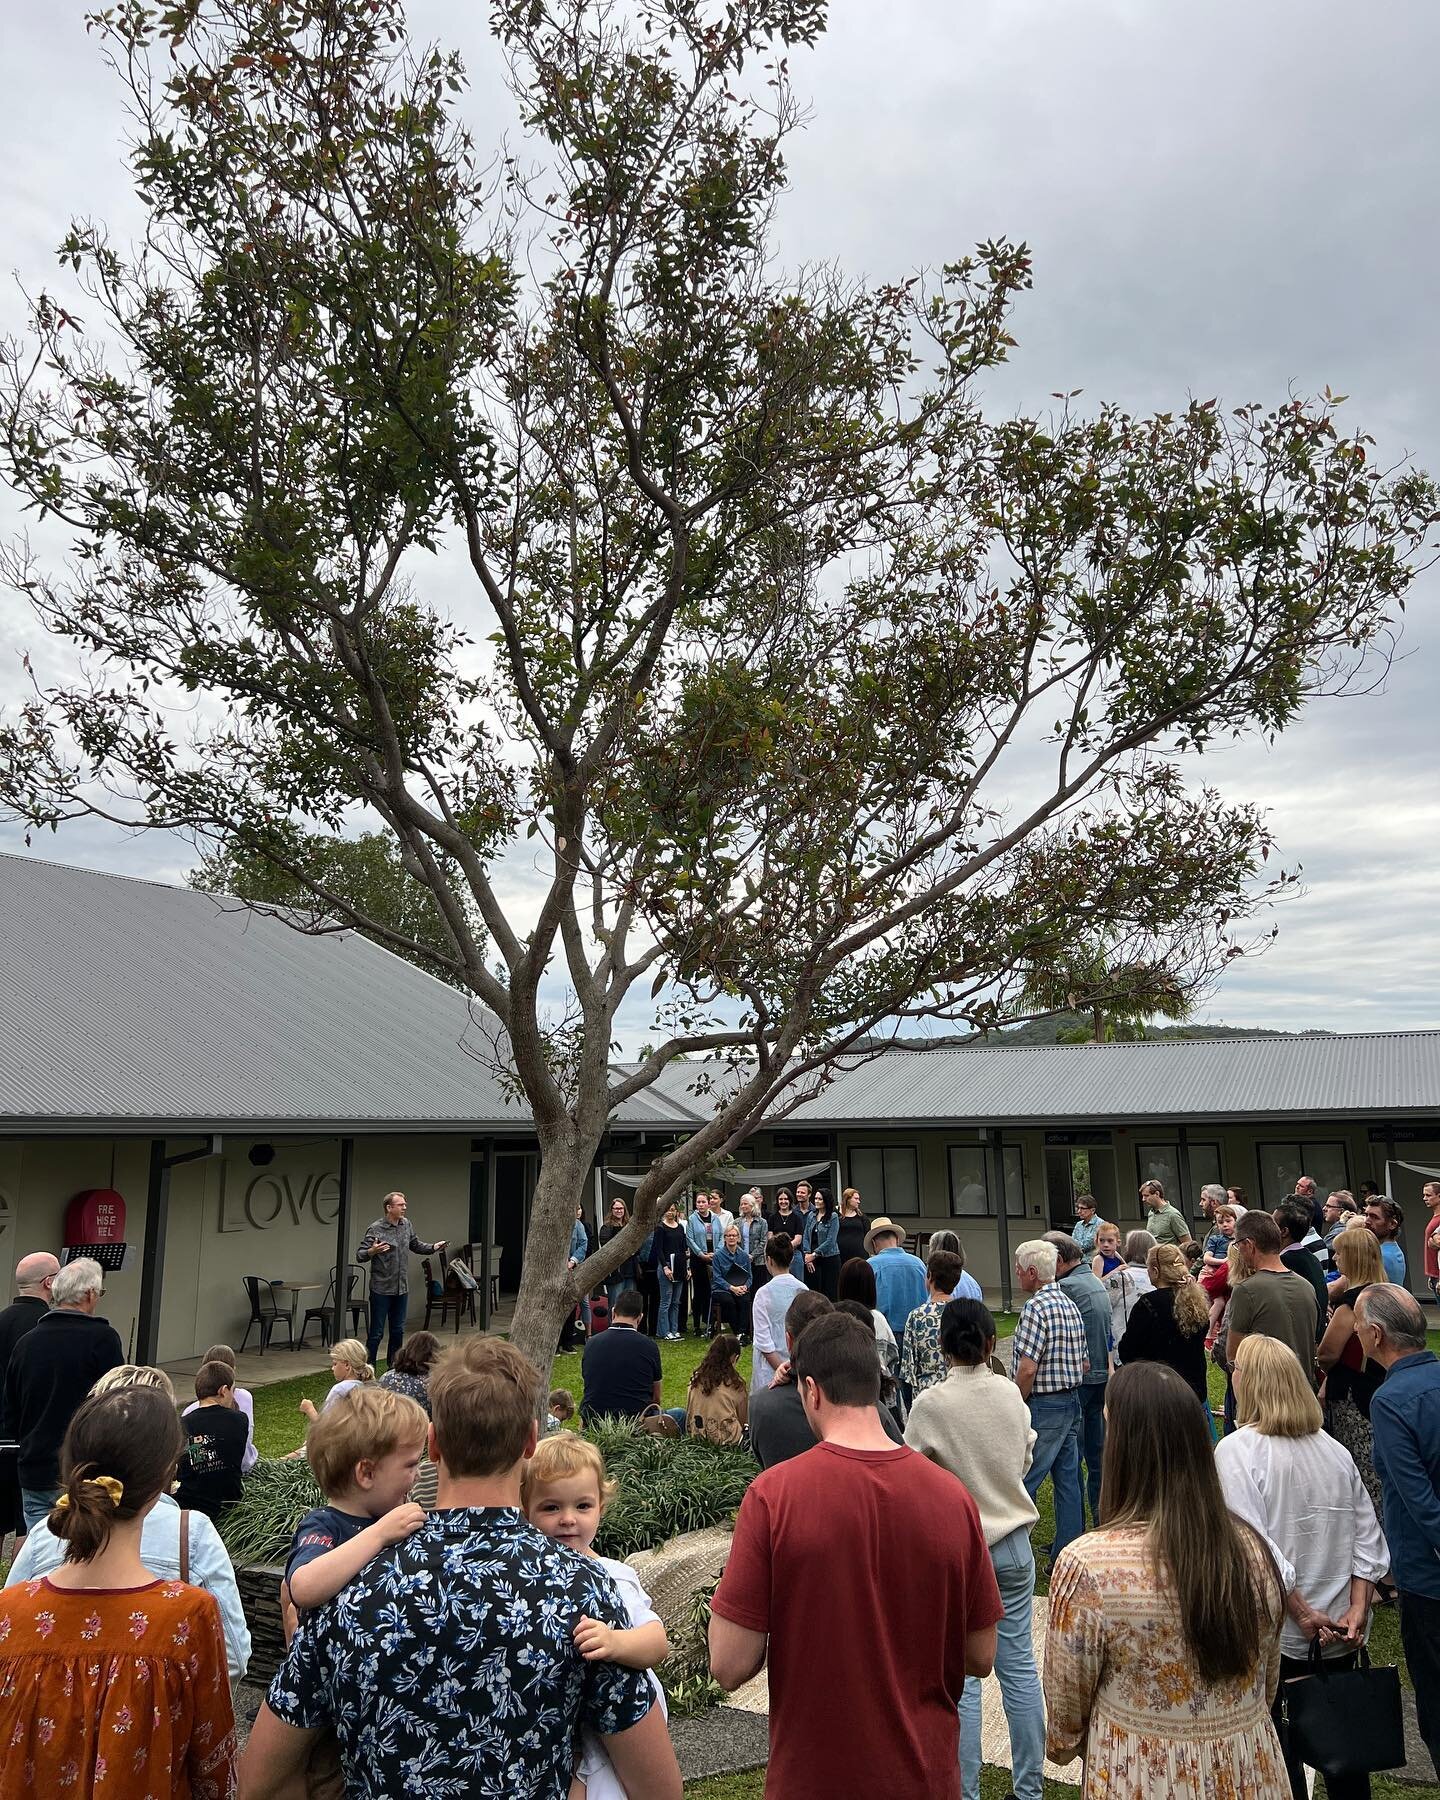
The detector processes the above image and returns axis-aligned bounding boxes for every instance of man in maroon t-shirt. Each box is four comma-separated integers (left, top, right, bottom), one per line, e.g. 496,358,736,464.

709,1313,1002,1799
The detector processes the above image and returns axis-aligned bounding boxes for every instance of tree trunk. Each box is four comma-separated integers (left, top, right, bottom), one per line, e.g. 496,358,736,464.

507,1147,592,1396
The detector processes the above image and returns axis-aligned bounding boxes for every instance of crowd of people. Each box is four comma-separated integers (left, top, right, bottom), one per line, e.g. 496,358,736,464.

587,1181,917,1341
0,1168,1438,1799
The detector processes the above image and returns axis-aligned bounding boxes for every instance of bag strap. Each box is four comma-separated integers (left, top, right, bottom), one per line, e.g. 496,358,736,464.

179,1509,191,1584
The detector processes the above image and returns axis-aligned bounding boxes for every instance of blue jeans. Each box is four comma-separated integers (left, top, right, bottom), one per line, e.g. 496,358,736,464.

959,1527,1046,1800
21,1487,59,1533
658,1272,682,1337
367,1290,408,1365
1024,1390,1084,1561
605,1277,638,1308
1078,1379,1106,1525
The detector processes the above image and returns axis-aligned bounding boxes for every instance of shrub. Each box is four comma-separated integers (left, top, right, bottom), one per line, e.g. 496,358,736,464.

584,1419,756,1560
660,1575,726,1717
220,1420,756,1567
218,1457,323,1567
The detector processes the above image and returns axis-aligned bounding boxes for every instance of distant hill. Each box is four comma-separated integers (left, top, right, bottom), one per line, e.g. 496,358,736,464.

863,1017,1338,1050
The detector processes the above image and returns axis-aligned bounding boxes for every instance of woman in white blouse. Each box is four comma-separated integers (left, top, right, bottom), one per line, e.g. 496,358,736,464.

1215,1334,1389,1800
906,1298,1044,1800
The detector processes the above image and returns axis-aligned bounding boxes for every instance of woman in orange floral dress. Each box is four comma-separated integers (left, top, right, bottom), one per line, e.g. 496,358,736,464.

0,1384,236,1798
1043,1361,1289,1799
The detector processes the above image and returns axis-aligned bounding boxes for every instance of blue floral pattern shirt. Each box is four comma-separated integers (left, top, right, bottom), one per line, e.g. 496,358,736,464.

265,1506,655,1798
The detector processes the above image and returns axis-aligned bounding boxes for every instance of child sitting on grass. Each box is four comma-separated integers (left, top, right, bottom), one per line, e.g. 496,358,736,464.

522,1433,670,1800
281,1385,429,1638
546,1387,576,1433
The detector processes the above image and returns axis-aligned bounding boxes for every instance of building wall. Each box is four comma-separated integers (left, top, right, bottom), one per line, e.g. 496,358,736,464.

0,1133,476,1361
742,1119,1422,1296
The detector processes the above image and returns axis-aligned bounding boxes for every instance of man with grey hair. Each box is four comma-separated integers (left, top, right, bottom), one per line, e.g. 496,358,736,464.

1197,1183,1229,1225
1046,1232,1111,1526
3,1255,123,1530
1357,1285,1440,1779
1011,1239,1088,1564
0,1252,60,1542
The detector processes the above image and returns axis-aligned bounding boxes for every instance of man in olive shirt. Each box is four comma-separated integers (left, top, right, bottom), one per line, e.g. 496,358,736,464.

1228,1211,1320,1383
1139,1181,1190,1248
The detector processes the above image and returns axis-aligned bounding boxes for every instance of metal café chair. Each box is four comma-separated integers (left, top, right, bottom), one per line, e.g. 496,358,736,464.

239,1275,294,1353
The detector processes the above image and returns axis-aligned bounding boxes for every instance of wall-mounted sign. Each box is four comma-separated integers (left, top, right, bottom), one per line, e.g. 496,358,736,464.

65,1188,127,1245
217,1163,342,1233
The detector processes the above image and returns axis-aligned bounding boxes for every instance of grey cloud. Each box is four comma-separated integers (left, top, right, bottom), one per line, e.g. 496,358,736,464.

2,1,1437,1037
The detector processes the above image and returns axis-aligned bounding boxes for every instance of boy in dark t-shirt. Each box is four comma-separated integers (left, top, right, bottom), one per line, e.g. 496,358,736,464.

281,1384,429,1634
175,1359,249,1519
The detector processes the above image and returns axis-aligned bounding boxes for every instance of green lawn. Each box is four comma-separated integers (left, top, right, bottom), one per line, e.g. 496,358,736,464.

246,1326,1424,1700
683,1771,1082,1799
682,1777,1432,1800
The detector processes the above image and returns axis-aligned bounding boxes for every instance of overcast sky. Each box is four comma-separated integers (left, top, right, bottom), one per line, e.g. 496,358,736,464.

2,0,1437,1039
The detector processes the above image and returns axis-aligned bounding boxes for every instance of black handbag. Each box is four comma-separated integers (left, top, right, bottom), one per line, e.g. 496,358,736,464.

1282,1638,1406,1775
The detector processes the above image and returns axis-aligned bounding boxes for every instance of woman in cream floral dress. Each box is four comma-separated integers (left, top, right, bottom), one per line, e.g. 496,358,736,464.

1043,1361,1288,1799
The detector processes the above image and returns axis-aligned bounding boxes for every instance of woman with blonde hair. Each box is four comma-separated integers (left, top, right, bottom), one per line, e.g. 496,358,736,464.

1317,1221,1388,1510
1044,1362,1287,1798
299,1337,375,1423
88,1363,177,1399
1217,1336,1387,1800
1116,1243,1210,1405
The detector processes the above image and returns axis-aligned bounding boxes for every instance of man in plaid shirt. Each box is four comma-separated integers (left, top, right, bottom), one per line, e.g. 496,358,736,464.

1011,1239,1089,1567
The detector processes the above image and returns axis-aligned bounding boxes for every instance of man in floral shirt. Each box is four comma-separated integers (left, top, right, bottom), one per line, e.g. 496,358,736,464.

241,1338,681,1800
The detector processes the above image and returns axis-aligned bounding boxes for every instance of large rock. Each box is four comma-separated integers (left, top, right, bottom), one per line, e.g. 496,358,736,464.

625,1524,735,1639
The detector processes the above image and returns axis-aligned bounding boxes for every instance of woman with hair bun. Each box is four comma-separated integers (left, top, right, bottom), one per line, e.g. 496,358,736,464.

905,1298,1045,1800
4,1366,252,1680
0,1384,237,1795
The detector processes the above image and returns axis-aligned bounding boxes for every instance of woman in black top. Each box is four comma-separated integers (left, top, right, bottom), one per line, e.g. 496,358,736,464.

653,1202,689,1341
768,1189,797,1240
836,1187,870,1266
598,1197,641,1303
1116,1243,1210,1406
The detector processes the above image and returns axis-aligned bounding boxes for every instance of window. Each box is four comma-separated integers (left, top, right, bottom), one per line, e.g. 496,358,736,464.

1134,1141,1221,1216
848,1145,920,1214
948,1144,1025,1217
1256,1141,1350,1208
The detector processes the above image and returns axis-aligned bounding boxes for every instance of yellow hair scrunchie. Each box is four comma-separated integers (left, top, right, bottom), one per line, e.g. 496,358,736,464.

53,1475,125,1511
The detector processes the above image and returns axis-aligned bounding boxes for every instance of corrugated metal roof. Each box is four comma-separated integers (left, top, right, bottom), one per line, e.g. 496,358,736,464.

0,851,529,1131
2,852,1435,1134
778,1033,1440,1126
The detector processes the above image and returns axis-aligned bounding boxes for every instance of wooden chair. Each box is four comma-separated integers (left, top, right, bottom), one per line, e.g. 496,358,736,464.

239,1276,293,1353
422,1256,471,1332
487,1245,504,1314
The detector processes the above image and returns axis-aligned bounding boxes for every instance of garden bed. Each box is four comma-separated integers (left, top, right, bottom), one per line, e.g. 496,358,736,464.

226,1422,757,1687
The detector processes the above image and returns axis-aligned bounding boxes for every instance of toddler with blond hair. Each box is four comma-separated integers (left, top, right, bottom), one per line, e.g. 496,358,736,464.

523,1433,669,1800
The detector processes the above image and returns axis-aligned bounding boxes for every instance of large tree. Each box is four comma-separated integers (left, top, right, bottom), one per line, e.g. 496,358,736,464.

1,0,1434,1377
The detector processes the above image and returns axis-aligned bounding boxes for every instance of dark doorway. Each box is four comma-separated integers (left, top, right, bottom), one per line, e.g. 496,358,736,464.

495,1152,533,1295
